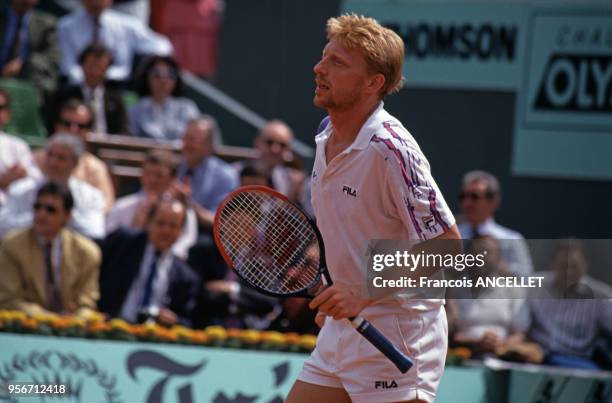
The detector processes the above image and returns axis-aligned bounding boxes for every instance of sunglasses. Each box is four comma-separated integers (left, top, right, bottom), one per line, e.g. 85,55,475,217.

458,191,494,201
33,202,59,214
59,119,92,129
150,69,177,80
264,138,289,149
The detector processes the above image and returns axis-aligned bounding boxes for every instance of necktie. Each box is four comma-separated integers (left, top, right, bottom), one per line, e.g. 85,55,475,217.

91,14,101,45
141,252,160,308
44,242,62,312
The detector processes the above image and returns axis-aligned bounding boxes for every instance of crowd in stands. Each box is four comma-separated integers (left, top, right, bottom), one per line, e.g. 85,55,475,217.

0,0,610,374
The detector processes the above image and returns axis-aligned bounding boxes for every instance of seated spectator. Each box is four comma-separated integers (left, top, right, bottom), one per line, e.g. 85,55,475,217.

106,149,197,260
449,236,534,360
128,55,200,141
193,162,279,329
0,133,106,240
99,198,199,327
523,239,612,369
36,99,115,208
457,170,533,276
50,44,129,135
0,182,101,317
58,0,173,84
173,116,237,276
0,0,60,101
236,120,306,203
0,89,41,204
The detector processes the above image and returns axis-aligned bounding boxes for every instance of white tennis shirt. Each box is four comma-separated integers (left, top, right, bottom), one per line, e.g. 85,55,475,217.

311,102,456,313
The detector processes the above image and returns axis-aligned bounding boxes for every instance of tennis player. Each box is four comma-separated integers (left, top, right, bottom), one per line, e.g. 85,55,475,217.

286,14,461,403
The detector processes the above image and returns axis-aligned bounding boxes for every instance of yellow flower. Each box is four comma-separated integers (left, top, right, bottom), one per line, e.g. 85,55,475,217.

205,326,228,340
284,332,301,345
299,335,317,351
240,329,261,344
260,331,286,344
108,318,131,332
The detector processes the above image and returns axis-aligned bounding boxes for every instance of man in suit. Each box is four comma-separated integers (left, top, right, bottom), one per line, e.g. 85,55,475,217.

99,197,199,327
0,0,61,101
0,181,101,317
50,44,129,135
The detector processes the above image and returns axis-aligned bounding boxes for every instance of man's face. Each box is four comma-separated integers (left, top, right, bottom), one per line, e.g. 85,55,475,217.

313,38,374,112
148,202,185,252
44,145,78,182
54,107,92,140
181,122,212,168
82,54,112,87
0,95,10,127
33,194,70,240
459,180,498,225
552,248,588,287
82,0,112,16
140,162,173,194
255,123,292,168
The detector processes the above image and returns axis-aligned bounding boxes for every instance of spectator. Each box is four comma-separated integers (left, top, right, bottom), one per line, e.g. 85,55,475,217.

0,182,101,317
458,170,533,276
51,44,129,135
99,198,199,327
0,0,60,101
128,55,200,141
0,133,106,240
523,239,612,369
57,0,173,84
236,120,306,203
36,99,115,209
106,149,197,260
0,89,41,204
193,163,280,329
173,116,237,277
449,236,531,358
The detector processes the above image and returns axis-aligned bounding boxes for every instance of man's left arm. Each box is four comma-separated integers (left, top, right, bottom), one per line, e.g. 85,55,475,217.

74,240,102,317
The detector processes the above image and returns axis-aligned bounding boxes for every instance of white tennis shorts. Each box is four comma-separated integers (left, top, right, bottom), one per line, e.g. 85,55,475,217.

297,305,448,403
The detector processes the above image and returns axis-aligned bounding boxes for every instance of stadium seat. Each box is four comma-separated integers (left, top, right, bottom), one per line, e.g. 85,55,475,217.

0,78,47,147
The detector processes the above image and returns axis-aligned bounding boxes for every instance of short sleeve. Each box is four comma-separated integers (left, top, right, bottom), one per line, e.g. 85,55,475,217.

383,145,455,241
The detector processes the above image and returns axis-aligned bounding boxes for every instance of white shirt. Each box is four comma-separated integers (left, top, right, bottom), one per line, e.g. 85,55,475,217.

0,132,41,204
81,84,107,134
311,102,455,314
120,243,174,323
458,218,534,276
58,8,173,83
105,191,198,260
0,176,106,239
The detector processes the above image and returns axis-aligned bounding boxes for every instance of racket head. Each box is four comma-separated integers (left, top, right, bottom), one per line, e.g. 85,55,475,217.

213,185,328,298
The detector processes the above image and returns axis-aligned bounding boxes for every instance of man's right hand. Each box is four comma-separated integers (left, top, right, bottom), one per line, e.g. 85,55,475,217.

0,164,27,190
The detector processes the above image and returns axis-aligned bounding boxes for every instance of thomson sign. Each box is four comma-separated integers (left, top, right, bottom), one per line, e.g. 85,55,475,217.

391,23,518,62
343,0,528,90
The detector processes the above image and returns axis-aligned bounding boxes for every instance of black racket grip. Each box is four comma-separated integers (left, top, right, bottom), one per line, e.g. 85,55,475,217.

350,316,413,373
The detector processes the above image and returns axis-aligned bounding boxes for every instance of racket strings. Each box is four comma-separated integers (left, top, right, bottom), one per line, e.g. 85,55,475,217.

217,191,320,294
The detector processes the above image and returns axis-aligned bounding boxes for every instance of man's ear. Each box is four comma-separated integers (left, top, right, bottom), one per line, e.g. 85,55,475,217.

366,73,385,95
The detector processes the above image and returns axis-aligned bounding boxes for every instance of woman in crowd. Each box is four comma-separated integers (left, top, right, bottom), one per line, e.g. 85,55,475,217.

128,55,200,141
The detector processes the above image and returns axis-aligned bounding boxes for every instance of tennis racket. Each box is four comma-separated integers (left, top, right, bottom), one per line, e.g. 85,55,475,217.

213,185,413,373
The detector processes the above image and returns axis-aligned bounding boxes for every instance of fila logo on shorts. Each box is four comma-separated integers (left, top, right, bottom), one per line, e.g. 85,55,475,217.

375,380,398,389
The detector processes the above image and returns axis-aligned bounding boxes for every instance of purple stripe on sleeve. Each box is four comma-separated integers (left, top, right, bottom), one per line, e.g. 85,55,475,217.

428,188,450,232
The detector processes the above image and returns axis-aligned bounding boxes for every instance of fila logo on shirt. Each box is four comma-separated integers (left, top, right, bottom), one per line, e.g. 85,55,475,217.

342,185,357,197
374,380,398,389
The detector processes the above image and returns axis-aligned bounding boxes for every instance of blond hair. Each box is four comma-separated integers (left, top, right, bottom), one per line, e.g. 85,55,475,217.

326,14,405,98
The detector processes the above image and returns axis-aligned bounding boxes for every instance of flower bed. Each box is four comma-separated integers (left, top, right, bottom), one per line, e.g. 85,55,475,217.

0,310,317,353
